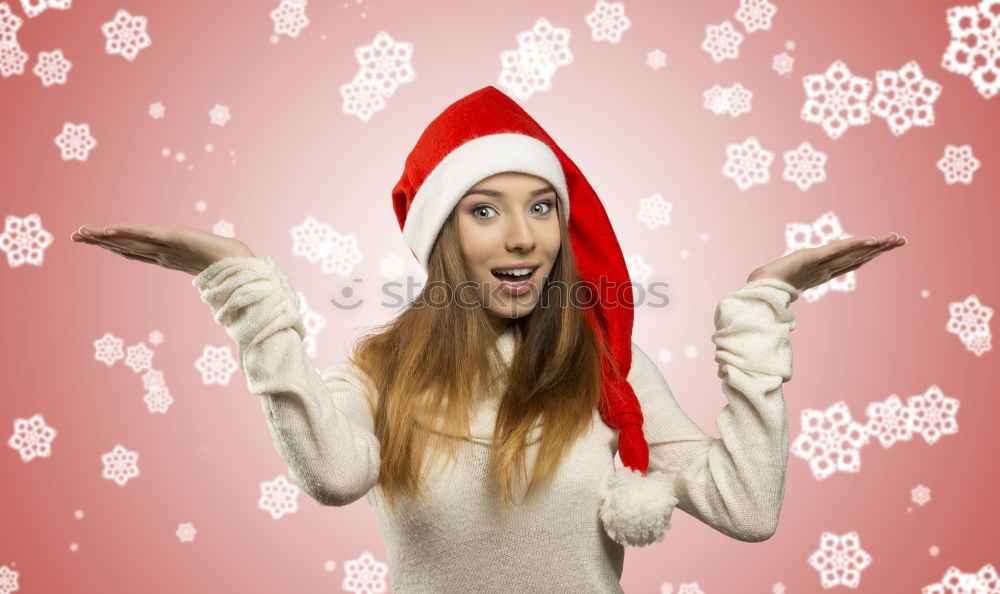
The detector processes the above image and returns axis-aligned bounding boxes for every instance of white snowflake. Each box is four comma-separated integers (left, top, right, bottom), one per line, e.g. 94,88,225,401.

148,330,163,345
352,30,415,98
148,101,165,119
924,564,1000,594
176,522,197,542
703,82,752,117
869,60,942,135
20,0,70,19
340,70,387,122
807,532,872,588
0,38,28,76
782,142,827,191
258,474,300,519
801,60,872,140
33,48,70,85
124,342,154,373
701,21,743,63
498,17,573,101
212,219,235,237
0,213,54,267
270,0,309,38
7,413,57,462
863,394,914,449
625,253,651,286
54,122,97,161
946,293,993,356
584,0,631,43
941,0,1000,99
291,215,363,276
101,444,140,486
936,144,981,184
791,401,869,480
380,253,405,278
647,48,666,70
93,332,125,366
722,136,773,191
637,192,671,229
101,8,152,62
734,0,777,33
209,104,231,126
342,551,389,594
906,386,960,445
194,345,240,385
1,2,23,42
143,385,173,414
772,51,793,76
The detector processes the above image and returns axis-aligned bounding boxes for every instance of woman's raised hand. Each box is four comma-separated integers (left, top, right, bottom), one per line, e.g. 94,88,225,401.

747,231,908,292
71,223,256,276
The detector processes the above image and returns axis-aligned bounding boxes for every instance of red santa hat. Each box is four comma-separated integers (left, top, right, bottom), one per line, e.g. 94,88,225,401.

390,85,677,547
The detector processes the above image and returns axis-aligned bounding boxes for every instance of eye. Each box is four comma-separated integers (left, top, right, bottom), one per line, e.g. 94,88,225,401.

471,205,497,220
532,200,554,215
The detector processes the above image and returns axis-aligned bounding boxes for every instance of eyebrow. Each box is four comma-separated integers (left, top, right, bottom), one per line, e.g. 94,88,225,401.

461,187,556,199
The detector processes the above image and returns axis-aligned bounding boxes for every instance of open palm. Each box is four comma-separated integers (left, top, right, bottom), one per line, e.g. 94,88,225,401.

71,223,255,276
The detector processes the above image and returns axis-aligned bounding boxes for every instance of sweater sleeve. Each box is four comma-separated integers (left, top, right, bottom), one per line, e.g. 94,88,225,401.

627,277,798,543
191,256,380,507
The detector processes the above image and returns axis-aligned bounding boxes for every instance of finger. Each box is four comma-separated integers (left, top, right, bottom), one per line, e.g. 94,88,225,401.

85,235,161,256
95,242,161,265
822,233,899,261
101,223,170,245
828,243,897,277
820,234,898,266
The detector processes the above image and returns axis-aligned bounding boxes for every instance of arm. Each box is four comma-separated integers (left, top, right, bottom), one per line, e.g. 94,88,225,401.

192,255,380,507
629,277,798,542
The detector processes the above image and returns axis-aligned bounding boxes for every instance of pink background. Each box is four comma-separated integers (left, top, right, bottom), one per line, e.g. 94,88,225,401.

2,0,998,592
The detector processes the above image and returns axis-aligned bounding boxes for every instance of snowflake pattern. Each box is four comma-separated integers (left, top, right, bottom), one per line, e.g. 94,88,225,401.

781,212,859,303
176,522,197,542
0,38,27,76
148,101,165,119
0,213,54,267
701,21,743,63
941,0,1000,99
637,192,672,229
936,144,981,184
144,385,174,414
772,51,793,75
342,551,389,594
124,342,153,373
722,136,773,190
868,60,942,135
801,60,872,139
20,0,70,19
0,564,20,592
735,0,777,33
340,30,415,121
498,17,573,101
194,345,240,385
1,2,22,42
625,253,652,287
7,413,57,462
807,532,873,588
782,142,828,191
703,82,752,117
290,216,363,276
911,484,931,506
33,48,71,85
101,444,139,486
923,563,1000,593
791,401,869,480
209,104,230,126
258,475,300,519
54,122,97,161
647,48,666,70
270,0,309,38
584,0,631,43
93,332,125,366
946,294,993,355
101,8,152,62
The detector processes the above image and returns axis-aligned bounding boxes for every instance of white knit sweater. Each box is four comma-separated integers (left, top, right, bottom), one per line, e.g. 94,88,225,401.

193,256,799,594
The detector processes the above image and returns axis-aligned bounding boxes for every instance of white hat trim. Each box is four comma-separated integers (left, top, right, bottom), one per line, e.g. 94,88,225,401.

402,133,570,269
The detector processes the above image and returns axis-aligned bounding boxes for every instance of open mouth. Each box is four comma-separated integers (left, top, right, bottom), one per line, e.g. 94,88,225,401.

491,266,539,285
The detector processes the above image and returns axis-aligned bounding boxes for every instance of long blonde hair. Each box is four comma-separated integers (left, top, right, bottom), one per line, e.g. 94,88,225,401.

348,200,622,519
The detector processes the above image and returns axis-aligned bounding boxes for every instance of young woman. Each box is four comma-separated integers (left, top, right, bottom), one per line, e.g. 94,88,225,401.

71,86,906,593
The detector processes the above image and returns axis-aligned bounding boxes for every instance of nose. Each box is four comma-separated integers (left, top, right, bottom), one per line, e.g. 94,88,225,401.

505,212,536,252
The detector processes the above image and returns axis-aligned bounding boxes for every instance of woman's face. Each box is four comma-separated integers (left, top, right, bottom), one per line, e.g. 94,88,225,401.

456,171,562,323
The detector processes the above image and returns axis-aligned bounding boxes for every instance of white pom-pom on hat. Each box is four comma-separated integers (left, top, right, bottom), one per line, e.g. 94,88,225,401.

599,466,678,547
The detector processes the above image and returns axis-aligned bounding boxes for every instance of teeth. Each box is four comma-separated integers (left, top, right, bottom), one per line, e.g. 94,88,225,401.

491,267,534,276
